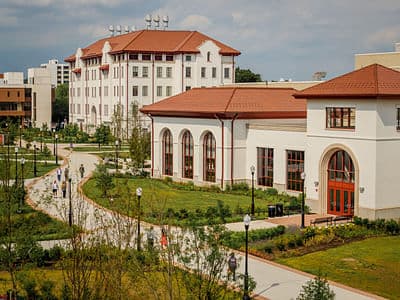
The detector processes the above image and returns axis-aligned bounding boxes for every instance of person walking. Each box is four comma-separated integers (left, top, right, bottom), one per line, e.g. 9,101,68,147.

61,180,67,198
56,167,62,182
52,180,58,197
64,167,69,181
227,252,237,281
147,226,155,250
79,164,85,178
160,228,168,249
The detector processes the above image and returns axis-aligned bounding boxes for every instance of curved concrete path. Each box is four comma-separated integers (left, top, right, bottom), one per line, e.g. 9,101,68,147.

25,144,383,300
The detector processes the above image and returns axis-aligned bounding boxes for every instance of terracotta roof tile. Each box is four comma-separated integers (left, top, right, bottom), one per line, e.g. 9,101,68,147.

141,87,306,119
65,30,240,62
294,64,400,99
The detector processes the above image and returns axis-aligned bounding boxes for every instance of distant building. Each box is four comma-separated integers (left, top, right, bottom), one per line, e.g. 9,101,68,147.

0,68,52,128
65,29,240,136
40,59,69,87
355,42,400,71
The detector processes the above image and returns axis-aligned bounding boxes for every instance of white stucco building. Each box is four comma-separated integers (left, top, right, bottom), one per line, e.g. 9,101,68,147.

65,29,240,136
141,64,400,220
40,59,69,87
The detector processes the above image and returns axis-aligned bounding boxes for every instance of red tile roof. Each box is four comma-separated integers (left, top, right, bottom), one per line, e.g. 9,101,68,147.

140,87,306,119
0,74,3,79
294,64,400,99
65,30,240,62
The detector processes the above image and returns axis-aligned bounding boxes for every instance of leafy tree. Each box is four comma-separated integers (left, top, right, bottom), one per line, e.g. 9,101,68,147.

94,124,112,150
53,83,69,124
93,163,114,197
297,273,335,300
235,67,262,83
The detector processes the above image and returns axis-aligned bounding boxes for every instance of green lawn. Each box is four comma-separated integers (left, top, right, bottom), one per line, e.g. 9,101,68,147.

0,162,58,179
71,145,130,152
276,236,400,299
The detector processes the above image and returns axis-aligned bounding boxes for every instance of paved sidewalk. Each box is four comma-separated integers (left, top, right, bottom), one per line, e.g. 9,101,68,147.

25,144,382,300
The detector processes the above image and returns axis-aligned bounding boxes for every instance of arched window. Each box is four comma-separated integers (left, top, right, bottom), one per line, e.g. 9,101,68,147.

207,51,211,62
203,132,216,182
328,150,354,183
162,129,173,176
182,131,193,179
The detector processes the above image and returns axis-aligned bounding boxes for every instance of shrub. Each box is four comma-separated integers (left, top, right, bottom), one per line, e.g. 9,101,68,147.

231,182,249,191
297,272,335,300
265,188,278,196
385,219,400,235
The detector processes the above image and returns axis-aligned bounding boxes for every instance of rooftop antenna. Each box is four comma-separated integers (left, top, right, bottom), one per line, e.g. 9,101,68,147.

116,25,122,35
131,25,136,32
108,25,115,36
153,15,160,29
145,14,152,29
162,15,169,30
124,25,130,33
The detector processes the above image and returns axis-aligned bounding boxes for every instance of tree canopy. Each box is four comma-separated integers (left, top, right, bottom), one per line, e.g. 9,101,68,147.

52,83,69,124
235,67,262,83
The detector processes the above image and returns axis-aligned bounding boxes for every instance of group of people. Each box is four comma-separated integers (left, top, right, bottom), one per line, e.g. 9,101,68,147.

52,164,85,198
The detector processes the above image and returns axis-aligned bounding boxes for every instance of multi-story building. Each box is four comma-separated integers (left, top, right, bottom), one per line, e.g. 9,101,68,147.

355,42,400,71
40,59,69,87
0,69,52,128
65,29,240,136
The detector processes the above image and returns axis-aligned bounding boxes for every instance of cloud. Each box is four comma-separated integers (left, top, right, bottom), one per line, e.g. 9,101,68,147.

180,15,212,31
365,26,400,49
0,8,18,26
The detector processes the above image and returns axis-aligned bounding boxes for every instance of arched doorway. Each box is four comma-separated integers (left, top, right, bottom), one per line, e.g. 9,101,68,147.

327,150,355,216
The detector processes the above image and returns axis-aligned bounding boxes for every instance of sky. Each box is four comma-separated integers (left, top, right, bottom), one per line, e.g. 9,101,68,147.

1,0,400,81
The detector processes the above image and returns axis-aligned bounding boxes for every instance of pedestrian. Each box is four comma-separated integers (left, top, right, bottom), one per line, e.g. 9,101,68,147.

79,164,85,178
227,252,237,281
56,167,62,181
147,226,155,250
52,180,58,197
160,228,168,249
61,180,67,198
64,167,69,181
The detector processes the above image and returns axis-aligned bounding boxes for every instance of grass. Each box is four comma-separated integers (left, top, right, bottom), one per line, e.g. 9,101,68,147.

82,177,274,224
276,236,400,299
71,145,130,152
1,162,59,179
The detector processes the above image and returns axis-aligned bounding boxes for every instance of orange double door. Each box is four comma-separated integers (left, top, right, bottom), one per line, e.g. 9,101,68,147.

327,180,354,216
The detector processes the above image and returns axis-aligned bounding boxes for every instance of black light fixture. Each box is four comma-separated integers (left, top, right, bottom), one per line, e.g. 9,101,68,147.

14,147,18,185
243,214,251,300
18,157,25,213
250,165,255,215
115,139,119,173
53,129,56,156
33,141,37,177
301,172,306,228
69,178,73,227
136,187,142,251
55,133,58,165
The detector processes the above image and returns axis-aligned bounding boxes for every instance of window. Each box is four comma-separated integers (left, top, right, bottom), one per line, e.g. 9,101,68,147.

155,54,162,61
132,66,138,77
286,150,304,191
182,131,193,179
326,107,355,129
257,148,273,187
142,86,148,96
224,67,230,79
185,67,191,78
129,54,138,60
328,150,354,183
157,86,162,97
185,55,191,62
201,67,206,78
77,88,81,97
7,91,10,97
85,104,89,115
104,104,108,116
104,86,108,97
142,54,151,61
166,67,172,78
185,86,191,91
212,67,217,78
77,104,81,114
132,86,138,96
203,132,216,182
121,66,124,78
207,51,211,62
99,87,101,97
166,55,173,61
166,86,172,96
142,67,148,78
397,108,400,130
163,130,173,176
157,67,162,78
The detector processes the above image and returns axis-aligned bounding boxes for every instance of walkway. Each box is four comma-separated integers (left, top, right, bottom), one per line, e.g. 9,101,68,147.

26,144,382,300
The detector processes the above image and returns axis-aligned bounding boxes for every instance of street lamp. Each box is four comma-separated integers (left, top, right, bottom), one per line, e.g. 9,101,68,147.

14,147,18,185
115,140,119,173
301,172,306,228
40,128,43,152
250,165,255,215
53,129,56,156
33,141,37,177
55,134,58,165
243,214,251,300
136,187,142,251
18,157,25,213
19,124,22,148
68,178,72,227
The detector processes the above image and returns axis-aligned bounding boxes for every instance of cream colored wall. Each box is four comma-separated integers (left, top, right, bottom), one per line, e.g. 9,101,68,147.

355,52,400,71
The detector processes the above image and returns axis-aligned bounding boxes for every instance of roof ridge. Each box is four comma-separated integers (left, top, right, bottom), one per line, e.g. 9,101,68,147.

224,87,237,112
373,64,379,95
122,30,145,51
174,31,196,52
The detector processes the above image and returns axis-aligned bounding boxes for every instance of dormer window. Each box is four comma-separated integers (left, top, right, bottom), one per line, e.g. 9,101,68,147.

326,107,355,129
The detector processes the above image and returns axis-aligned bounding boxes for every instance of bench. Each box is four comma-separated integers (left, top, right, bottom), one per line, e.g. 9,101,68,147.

333,215,353,225
310,216,333,226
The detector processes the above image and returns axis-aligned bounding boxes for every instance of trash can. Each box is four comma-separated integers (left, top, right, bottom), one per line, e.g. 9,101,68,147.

275,203,284,217
268,205,276,218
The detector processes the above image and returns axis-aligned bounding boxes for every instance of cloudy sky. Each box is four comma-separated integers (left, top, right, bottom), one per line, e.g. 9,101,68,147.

1,0,400,81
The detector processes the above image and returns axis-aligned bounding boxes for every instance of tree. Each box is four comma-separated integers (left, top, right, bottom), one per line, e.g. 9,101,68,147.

235,67,262,83
94,124,112,150
297,273,335,300
53,83,69,124
93,163,114,197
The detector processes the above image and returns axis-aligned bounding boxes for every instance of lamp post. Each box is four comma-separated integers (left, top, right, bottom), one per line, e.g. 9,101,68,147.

33,141,37,177
18,157,25,213
136,187,142,251
53,129,56,156
250,165,255,216
115,140,119,173
40,128,43,152
68,178,72,227
19,124,22,148
14,147,18,185
55,134,58,165
243,214,251,300
301,172,306,228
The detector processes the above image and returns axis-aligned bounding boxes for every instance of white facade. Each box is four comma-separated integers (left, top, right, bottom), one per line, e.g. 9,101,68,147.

40,59,69,87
